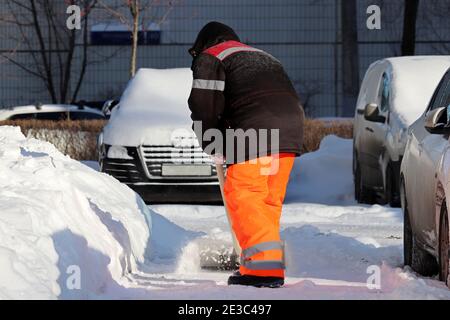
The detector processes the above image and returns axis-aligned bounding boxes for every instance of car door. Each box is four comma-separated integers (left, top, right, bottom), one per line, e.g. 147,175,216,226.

360,67,391,188
411,71,450,248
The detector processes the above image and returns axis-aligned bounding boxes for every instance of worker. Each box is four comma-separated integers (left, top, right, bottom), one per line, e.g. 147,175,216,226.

188,21,304,288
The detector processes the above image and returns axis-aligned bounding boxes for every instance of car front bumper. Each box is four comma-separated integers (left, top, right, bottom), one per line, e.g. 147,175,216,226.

100,144,223,204
127,182,222,204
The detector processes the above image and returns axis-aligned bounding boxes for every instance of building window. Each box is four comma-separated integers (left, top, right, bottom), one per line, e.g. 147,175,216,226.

90,23,161,46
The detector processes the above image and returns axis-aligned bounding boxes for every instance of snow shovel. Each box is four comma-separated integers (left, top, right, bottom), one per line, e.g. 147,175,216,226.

199,162,241,271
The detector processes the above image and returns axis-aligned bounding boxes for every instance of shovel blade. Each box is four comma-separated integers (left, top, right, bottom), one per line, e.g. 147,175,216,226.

196,238,240,271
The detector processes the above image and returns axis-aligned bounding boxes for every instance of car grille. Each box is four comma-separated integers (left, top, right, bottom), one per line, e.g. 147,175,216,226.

102,159,145,184
139,145,216,179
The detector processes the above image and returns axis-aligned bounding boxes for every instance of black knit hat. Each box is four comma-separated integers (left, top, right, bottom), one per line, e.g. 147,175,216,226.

189,21,240,57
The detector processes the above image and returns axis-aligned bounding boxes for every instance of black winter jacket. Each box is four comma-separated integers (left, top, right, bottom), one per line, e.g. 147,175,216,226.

188,22,304,164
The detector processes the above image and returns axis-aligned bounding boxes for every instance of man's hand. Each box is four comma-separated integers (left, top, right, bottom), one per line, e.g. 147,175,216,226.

211,154,225,165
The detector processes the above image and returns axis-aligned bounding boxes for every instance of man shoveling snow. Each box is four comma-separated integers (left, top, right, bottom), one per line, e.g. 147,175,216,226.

188,22,304,288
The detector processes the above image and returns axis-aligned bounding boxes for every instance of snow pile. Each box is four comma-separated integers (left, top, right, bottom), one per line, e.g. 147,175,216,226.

286,135,354,205
0,126,152,299
103,68,194,147
388,56,450,126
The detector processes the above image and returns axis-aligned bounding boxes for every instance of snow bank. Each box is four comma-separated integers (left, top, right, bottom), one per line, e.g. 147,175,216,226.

286,135,354,205
388,56,450,126
0,126,152,299
103,68,195,147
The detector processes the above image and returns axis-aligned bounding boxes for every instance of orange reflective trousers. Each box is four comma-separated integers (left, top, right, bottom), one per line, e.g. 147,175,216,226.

224,153,295,278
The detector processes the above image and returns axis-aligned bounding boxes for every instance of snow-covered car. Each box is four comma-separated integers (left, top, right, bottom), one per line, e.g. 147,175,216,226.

353,56,450,207
400,68,450,288
98,68,222,203
0,104,106,121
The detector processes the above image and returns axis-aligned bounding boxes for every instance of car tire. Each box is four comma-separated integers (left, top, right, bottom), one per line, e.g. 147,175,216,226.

402,182,438,276
354,160,376,204
439,201,449,288
385,163,400,208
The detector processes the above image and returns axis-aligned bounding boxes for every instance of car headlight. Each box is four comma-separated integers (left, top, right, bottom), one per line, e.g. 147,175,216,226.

97,132,103,148
107,145,133,160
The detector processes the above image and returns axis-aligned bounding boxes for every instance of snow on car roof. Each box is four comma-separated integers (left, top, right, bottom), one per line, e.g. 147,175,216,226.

386,56,450,125
119,68,192,121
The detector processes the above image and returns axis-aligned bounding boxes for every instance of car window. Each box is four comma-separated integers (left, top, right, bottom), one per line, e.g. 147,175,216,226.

430,71,450,111
35,112,67,120
69,111,105,120
379,72,391,113
8,113,38,120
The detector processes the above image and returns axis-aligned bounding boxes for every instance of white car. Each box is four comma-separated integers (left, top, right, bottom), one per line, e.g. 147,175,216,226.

0,104,105,121
98,68,222,203
353,56,450,206
400,68,450,286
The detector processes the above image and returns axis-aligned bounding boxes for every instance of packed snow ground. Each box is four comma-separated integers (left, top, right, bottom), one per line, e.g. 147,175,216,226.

147,136,450,299
1,127,450,299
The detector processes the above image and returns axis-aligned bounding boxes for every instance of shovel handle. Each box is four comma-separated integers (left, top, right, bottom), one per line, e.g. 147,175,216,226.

216,164,242,256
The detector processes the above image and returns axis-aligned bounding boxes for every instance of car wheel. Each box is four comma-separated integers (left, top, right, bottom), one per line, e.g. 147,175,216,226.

439,201,449,288
355,160,376,204
402,183,438,276
385,163,400,208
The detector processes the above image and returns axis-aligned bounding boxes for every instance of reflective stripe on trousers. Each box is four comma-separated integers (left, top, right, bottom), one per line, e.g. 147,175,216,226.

240,241,286,270
224,153,295,278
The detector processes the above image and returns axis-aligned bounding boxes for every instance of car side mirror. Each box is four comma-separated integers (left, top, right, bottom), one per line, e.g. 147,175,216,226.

364,103,386,123
425,106,450,135
102,100,119,115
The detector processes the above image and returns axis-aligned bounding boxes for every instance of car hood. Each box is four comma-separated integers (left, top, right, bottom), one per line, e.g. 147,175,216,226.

104,121,199,147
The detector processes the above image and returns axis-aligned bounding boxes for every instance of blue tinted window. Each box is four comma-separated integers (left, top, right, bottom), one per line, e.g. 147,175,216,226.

380,73,390,112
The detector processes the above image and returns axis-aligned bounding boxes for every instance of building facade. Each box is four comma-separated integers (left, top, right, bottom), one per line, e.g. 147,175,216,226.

0,0,449,117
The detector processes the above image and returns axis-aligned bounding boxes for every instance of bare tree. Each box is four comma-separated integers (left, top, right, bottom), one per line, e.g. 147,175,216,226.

341,0,360,117
0,0,97,104
129,0,140,78
97,0,176,78
401,0,420,56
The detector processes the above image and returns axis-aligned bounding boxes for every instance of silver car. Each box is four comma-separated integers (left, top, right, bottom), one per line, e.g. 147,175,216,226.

354,57,450,207
400,68,450,287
